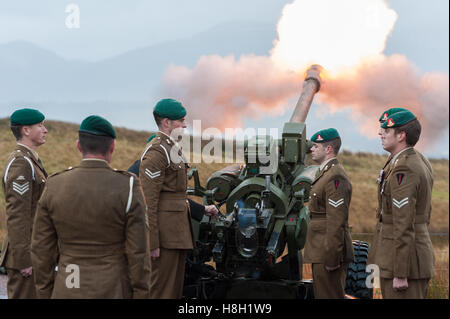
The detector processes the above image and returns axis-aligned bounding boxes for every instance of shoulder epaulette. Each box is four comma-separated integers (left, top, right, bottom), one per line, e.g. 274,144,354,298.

48,166,75,179
140,137,171,167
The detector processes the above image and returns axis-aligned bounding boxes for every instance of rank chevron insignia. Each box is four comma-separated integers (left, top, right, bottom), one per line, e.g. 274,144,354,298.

12,181,30,195
145,168,161,179
392,197,409,208
328,198,344,208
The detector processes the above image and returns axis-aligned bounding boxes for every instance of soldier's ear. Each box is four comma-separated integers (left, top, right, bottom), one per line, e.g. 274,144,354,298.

76,140,83,154
395,130,407,143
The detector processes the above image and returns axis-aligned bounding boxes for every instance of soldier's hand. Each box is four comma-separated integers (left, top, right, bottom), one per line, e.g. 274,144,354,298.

393,277,408,291
204,205,219,217
20,266,33,277
150,248,160,260
324,264,340,272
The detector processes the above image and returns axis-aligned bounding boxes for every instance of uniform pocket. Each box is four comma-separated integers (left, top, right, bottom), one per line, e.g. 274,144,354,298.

378,223,394,272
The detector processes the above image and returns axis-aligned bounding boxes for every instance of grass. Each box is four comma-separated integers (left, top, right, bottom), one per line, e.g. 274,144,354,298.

0,118,448,298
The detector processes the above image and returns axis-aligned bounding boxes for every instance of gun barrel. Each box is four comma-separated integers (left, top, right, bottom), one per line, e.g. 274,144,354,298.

289,64,323,123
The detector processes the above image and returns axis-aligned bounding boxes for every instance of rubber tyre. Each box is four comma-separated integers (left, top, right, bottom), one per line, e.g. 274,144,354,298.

345,240,373,299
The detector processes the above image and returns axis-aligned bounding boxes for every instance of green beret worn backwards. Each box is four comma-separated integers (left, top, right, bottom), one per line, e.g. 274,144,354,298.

10,108,45,125
79,115,117,139
147,134,157,143
311,128,340,143
381,110,416,129
154,98,186,120
379,107,408,123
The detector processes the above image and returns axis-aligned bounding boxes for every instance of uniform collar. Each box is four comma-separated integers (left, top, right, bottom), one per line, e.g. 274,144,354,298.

390,147,414,170
17,143,40,163
313,158,339,184
319,157,337,172
80,158,110,168
158,131,178,145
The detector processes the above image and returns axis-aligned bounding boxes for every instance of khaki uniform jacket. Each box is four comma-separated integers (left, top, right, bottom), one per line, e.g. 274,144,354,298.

1,144,47,270
303,158,354,267
30,160,150,299
372,148,435,279
139,132,194,250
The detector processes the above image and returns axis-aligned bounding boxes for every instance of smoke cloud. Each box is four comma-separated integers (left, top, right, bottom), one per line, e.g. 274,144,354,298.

161,0,449,151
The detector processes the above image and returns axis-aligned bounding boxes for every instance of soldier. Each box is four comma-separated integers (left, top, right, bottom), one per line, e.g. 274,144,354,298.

368,107,433,271
140,98,216,299
30,115,150,298
303,128,354,299
371,110,435,298
0,108,48,299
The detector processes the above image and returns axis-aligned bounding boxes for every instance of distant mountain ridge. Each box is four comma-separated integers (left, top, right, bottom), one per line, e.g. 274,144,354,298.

0,20,275,102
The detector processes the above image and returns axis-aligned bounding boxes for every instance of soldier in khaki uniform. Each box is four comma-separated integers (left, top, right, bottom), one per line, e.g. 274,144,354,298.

370,110,435,299
30,115,150,298
0,108,48,299
368,107,432,278
303,128,354,299
140,98,216,299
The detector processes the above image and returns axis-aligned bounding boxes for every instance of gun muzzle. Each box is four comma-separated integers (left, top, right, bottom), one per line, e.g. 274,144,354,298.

289,64,323,124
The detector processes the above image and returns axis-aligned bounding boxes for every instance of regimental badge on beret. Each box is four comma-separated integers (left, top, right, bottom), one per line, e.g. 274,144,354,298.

381,110,416,129
378,107,408,123
316,134,324,141
79,115,117,139
10,108,45,126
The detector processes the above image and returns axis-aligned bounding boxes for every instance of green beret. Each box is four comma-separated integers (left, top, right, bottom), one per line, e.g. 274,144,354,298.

154,98,186,120
379,107,408,123
10,108,45,125
381,110,416,129
79,115,116,139
311,128,340,143
147,134,157,143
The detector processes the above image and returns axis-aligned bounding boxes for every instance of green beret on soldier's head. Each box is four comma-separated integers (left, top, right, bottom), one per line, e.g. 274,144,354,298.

311,128,340,143
147,134,157,143
379,107,408,123
10,108,45,126
153,98,186,120
381,110,417,129
79,115,117,139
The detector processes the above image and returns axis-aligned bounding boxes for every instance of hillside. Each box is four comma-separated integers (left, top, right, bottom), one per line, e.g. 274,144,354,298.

0,118,448,242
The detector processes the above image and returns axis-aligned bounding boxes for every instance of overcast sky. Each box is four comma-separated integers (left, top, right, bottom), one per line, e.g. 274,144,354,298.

0,0,448,157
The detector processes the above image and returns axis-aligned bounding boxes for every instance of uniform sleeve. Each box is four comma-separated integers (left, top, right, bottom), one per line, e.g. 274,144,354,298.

4,157,34,269
139,146,168,250
324,176,352,267
389,164,418,278
188,198,205,222
125,176,151,299
30,185,58,299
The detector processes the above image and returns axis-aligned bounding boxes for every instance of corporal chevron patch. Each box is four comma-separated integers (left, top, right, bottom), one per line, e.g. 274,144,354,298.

145,169,161,179
393,197,409,209
328,198,344,208
12,181,30,195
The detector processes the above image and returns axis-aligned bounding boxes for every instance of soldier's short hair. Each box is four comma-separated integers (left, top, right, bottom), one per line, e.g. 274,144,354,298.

323,137,342,156
394,118,421,146
153,112,164,127
10,124,23,141
78,131,113,156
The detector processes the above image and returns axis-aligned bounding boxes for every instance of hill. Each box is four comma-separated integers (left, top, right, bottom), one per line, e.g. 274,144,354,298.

0,118,448,242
